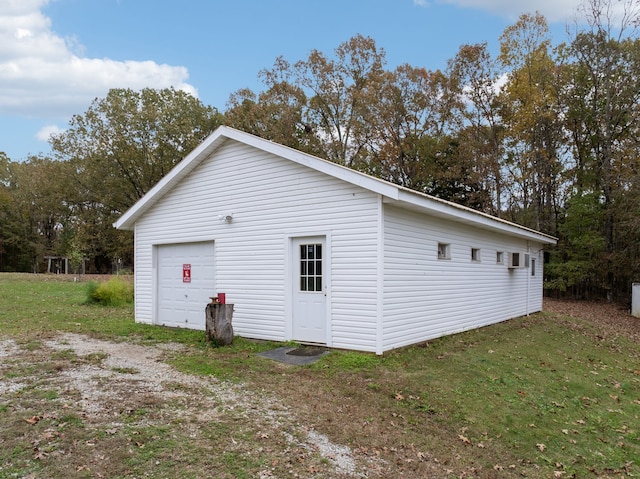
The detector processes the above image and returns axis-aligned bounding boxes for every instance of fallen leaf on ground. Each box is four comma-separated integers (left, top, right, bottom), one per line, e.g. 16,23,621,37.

24,415,41,425
33,450,48,460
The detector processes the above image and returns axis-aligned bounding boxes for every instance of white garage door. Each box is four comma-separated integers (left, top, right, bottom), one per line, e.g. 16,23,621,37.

156,241,215,330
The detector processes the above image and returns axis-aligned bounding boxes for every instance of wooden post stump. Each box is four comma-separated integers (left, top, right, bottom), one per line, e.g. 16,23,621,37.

205,303,234,346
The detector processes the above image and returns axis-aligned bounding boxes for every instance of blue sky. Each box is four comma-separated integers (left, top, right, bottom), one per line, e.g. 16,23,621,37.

1,0,586,161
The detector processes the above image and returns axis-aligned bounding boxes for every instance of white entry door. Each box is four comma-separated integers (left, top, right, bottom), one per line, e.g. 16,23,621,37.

292,237,327,344
156,241,215,330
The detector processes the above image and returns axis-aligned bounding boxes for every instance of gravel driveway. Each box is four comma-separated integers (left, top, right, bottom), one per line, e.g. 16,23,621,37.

1,333,381,478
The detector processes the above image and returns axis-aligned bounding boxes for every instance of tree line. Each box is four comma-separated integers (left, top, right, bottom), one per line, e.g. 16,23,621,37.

1,0,639,301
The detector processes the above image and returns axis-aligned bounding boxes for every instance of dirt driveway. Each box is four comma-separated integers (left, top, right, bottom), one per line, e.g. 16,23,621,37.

0,333,384,478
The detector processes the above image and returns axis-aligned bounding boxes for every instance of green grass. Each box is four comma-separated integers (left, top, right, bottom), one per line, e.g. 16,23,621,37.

0,274,135,338
0,273,638,478
374,317,639,475
327,349,380,371
0,274,198,342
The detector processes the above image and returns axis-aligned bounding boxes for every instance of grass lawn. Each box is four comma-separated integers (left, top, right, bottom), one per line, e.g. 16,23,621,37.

0,273,638,478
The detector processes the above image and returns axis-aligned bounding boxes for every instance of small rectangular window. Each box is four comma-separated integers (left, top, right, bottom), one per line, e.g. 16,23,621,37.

496,251,504,264
471,248,480,262
531,259,536,276
437,243,450,260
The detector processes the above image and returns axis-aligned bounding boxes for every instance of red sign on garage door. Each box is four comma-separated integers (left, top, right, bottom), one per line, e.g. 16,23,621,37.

183,264,191,283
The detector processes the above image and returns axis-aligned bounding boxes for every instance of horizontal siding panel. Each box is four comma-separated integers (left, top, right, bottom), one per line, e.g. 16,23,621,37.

133,140,379,351
332,342,377,353
382,204,545,352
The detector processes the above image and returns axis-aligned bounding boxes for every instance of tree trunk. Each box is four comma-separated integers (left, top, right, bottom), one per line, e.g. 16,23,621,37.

205,303,234,346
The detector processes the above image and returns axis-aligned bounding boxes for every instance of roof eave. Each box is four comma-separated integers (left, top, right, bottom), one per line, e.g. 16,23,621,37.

113,126,556,246
385,190,557,245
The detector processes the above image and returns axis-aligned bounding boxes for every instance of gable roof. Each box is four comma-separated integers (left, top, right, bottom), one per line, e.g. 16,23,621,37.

114,126,556,245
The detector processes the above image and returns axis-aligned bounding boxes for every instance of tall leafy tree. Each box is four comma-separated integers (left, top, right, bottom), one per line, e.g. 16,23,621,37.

225,57,322,155
50,87,223,270
363,65,485,206
225,35,389,169
498,12,566,234
448,43,507,215
228,36,480,204
561,0,640,298
1,157,73,272
52,88,222,213
292,34,387,167
366,65,450,184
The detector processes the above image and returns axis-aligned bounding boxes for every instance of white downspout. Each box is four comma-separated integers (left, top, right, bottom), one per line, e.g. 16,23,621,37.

526,241,530,316
376,194,385,355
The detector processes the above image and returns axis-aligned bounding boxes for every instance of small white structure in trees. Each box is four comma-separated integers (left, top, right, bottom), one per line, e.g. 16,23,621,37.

115,126,557,354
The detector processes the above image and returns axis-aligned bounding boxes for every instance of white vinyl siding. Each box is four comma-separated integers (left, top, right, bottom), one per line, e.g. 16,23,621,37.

382,205,545,352
125,128,554,354
134,140,380,352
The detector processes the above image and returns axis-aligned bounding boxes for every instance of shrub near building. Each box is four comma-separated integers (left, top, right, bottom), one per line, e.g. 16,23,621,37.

86,278,134,306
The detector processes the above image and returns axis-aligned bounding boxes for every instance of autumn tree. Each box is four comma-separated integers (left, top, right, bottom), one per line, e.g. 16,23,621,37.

227,36,486,204
365,66,442,183
360,64,485,205
295,35,387,167
498,12,567,234
52,88,222,213
228,35,388,168
448,42,507,215
231,35,387,168
225,57,323,155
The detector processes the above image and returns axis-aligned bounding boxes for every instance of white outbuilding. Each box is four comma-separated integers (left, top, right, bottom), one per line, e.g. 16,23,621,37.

115,126,557,354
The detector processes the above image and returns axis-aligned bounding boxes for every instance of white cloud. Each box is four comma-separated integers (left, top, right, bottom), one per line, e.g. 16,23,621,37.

35,123,64,142
0,0,197,119
418,0,583,23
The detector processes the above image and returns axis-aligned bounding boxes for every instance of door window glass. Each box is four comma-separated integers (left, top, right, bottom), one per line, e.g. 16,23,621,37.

300,244,322,292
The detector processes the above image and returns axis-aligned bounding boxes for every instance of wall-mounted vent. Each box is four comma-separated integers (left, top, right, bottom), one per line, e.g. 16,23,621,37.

508,252,529,269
